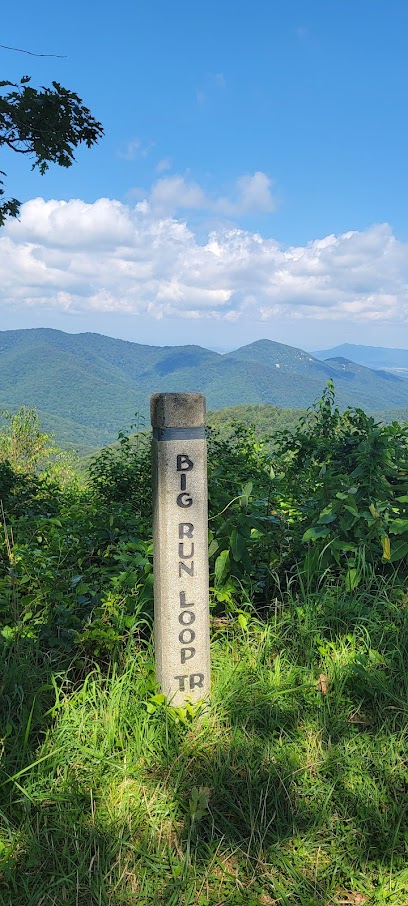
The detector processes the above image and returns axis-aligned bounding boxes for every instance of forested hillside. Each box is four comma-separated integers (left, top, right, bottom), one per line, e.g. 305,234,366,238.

1,329,408,451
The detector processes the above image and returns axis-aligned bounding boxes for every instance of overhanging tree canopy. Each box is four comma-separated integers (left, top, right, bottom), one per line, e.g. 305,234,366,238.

0,75,104,226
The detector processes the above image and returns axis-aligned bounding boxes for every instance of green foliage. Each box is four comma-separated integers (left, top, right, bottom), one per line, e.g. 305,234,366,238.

207,423,279,607
273,382,408,583
207,402,305,445
205,383,408,605
1,398,408,902
88,421,151,525
1,493,153,657
0,405,51,473
2,390,407,661
0,417,153,659
0,76,103,225
0,405,78,484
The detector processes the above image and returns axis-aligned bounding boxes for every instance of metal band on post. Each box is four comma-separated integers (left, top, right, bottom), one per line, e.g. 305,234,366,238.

151,392,211,706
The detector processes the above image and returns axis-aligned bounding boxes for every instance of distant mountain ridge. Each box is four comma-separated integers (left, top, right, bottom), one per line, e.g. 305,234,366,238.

1,328,408,451
313,343,408,371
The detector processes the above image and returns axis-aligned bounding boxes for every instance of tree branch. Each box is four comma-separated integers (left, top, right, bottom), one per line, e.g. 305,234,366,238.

3,139,32,153
0,44,66,58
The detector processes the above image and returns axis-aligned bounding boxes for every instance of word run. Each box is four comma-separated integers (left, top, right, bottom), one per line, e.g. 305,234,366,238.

174,453,204,692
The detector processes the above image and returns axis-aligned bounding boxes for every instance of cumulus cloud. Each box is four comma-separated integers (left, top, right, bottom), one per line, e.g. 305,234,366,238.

138,170,277,216
150,175,208,214
216,172,277,215
1,198,408,327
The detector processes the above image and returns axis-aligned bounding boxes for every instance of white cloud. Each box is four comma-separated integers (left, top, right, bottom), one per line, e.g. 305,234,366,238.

2,199,408,328
5,198,134,248
150,175,208,214
156,158,172,173
118,138,153,160
216,172,277,215
140,170,277,216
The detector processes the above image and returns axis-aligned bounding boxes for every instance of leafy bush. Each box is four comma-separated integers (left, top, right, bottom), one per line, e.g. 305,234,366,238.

0,424,153,659
0,406,78,484
1,388,407,663
207,382,408,604
273,382,408,587
88,426,152,528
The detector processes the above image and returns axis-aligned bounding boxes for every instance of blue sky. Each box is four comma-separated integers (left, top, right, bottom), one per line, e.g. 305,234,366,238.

1,1,408,351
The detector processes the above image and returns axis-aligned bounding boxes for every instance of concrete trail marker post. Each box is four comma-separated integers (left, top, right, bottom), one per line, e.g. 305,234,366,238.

151,392,210,707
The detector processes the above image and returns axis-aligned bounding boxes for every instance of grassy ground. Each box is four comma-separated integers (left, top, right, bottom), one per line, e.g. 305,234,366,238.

1,584,408,906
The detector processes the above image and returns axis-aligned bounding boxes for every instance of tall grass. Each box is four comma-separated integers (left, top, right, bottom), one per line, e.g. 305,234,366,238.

1,584,407,905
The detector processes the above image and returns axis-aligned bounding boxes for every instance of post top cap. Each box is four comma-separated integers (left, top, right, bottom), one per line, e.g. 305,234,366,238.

150,392,206,428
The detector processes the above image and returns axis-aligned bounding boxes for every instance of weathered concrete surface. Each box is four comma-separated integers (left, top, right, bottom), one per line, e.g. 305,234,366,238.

151,393,210,706
151,392,205,429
